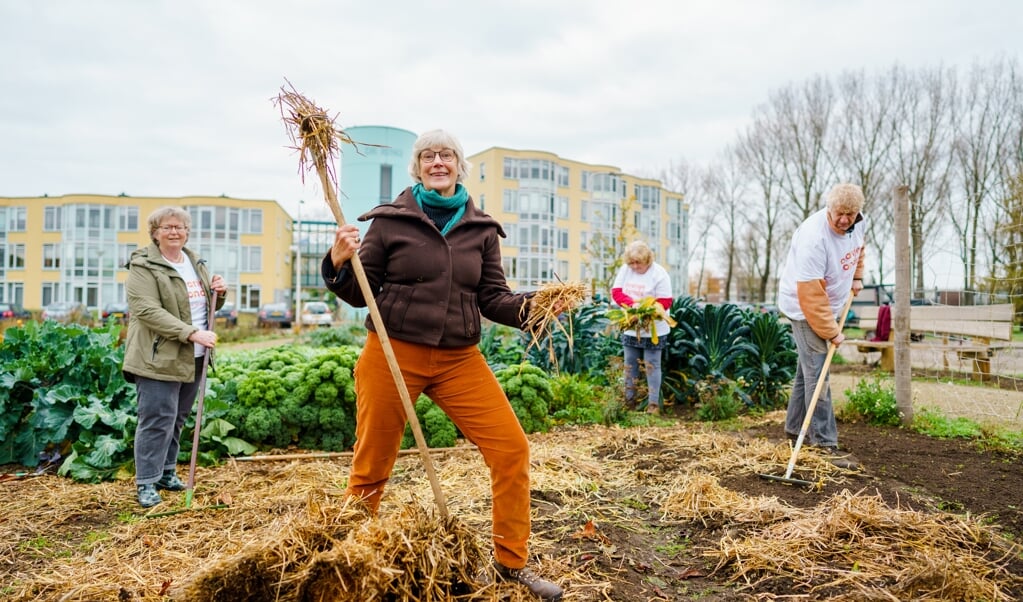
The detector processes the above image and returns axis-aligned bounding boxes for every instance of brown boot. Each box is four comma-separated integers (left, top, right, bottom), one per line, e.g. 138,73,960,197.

495,562,564,601
820,446,860,470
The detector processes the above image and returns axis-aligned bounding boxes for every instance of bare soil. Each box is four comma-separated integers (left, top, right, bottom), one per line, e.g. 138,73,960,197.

3,378,1022,601
548,418,1023,601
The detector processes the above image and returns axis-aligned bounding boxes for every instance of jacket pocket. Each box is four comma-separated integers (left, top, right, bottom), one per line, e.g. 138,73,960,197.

380,282,414,333
146,335,180,375
460,291,479,338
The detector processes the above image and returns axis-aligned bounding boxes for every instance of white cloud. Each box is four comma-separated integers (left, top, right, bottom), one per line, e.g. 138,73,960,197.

1,0,1020,216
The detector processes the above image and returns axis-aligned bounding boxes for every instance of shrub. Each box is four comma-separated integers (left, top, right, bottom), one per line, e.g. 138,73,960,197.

549,373,606,426
402,395,459,449
842,376,902,426
736,311,796,410
694,376,748,422
494,364,554,434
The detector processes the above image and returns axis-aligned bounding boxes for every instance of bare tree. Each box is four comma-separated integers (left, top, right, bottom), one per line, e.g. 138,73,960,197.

890,65,955,294
681,166,718,300
702,150,747,300
660,157,694,295
735,117,790,302
984,61,1023,298
764,75,837,222
950,58,1020,292
830,68,901,283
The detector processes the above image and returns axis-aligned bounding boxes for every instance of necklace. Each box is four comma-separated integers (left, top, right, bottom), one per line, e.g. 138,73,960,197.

161,252,184,264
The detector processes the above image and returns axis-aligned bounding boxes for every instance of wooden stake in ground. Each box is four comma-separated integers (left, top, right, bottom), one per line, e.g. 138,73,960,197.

274,81,449,520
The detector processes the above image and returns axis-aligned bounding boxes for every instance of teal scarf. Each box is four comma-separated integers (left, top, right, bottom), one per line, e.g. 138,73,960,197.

413,183,468,236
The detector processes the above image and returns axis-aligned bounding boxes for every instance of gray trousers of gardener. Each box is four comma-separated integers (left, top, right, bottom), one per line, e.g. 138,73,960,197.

133,356,203,485
784,319,838,447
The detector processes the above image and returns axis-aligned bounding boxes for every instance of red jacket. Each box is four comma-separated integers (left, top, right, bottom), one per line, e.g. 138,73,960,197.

322,187,531,347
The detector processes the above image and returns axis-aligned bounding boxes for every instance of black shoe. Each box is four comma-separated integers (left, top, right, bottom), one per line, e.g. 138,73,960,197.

156,471,186,491
137,484,162,508
494,563,563,601
820,446,860,470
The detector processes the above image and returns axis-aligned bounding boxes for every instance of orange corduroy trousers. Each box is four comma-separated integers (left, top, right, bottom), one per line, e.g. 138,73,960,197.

347,331,532,569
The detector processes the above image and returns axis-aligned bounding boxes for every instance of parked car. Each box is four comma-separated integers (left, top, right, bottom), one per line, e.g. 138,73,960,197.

101,301,130,324
42,301,93,325
300,301,333,327
0,302,32,321
257,302,293,328
215,302,239,327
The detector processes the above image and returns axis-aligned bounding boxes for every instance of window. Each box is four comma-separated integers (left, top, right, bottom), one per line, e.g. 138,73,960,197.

243,209,263,234
556,166,569,188
479,161,485,182
7,207,26,231
240,284,261,310
556,196,569,219
119,243,138,268
241,246,262,272
503,190,518,213
6,244,25,269
3,282,24,306
44,206,63,231
583,172,618,193
118,206,139,231
379,164,393,204
41,283,60,307
43,243,61,269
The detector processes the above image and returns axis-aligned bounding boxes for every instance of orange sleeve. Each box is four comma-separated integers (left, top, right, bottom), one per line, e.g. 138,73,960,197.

796,279,840,341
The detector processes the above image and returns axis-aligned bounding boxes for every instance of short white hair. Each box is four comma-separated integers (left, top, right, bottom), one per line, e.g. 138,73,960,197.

826,183,865,214
407,129,472,183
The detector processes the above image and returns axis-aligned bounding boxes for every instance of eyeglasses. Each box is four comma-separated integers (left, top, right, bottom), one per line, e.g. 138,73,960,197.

158,225,189,233
420,150,456,164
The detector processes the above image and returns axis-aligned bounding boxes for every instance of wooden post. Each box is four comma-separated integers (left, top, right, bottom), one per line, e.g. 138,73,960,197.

893,185,913,426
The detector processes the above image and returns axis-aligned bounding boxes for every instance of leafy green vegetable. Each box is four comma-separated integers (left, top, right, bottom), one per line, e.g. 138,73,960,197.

494,364,554,434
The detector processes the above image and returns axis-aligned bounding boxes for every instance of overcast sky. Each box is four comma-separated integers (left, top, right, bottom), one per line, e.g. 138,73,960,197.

2,0,1020,221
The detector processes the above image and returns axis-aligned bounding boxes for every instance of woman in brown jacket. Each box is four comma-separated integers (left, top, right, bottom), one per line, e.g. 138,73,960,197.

323,129,563,601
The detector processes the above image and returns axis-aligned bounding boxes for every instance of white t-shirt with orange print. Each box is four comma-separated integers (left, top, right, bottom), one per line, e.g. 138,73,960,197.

778,207,866,321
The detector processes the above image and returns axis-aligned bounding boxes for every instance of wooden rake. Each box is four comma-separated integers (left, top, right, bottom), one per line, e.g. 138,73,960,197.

760,291,855,487
275,82,449,520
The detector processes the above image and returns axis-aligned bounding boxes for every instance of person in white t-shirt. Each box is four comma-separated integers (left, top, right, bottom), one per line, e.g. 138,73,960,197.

777,183,866,469
123,206,228,508
610,241,673,415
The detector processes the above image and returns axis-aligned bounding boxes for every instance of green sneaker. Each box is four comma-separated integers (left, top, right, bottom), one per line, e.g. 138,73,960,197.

137,484,162,508
156,471,186,491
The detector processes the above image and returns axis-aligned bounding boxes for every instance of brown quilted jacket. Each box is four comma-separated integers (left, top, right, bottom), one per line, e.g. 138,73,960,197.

322,187,531,347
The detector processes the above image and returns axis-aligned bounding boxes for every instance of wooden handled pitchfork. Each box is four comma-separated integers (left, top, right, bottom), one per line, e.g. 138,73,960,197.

276,83,449,520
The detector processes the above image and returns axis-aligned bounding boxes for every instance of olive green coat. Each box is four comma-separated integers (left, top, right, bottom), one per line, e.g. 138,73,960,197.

121,244,225,383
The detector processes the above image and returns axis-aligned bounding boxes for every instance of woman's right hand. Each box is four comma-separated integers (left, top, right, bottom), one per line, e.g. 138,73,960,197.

330,225,362,269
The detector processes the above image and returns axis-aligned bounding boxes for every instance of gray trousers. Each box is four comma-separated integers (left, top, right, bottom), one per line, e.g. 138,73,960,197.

623,344,663,408
133,356,203,485
785,319,838,447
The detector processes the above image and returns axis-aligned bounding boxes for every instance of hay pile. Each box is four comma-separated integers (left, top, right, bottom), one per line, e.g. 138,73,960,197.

3,420,1021,601
521,280,589,365
176,497,483,601
661,471,1022,600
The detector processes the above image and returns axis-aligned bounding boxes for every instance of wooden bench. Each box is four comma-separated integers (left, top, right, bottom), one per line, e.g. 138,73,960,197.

846,303,1015,380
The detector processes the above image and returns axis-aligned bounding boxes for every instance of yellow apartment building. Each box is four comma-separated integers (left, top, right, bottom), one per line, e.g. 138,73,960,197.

0,194,295,313
464,147,689,297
